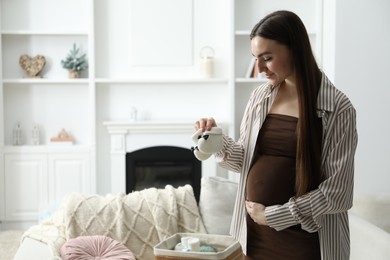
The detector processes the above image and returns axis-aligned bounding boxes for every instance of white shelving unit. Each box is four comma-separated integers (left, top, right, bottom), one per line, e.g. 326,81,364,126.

230,0,323,139
0,0,95,230
0,0,322,229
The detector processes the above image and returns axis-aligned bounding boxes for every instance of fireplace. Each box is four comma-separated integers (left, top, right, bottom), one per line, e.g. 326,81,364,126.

103,121,224,196
126,146,201,202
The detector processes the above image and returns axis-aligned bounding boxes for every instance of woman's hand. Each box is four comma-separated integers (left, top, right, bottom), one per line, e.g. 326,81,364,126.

195,117,217,132
246,200,267,225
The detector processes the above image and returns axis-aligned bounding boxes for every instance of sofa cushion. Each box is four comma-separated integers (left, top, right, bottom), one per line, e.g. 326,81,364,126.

60,235,135,260
13,237,52,260
351,193,390,232
17,185,206,260
349,212,390,260
199,176,238,235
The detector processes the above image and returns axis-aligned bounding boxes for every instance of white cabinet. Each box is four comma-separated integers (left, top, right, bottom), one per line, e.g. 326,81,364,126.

4,153,47,221
48,153,92,204
1,148,91,225
0,0,95,227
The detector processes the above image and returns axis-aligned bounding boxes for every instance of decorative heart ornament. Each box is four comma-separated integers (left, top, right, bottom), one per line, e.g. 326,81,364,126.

19,54,46,78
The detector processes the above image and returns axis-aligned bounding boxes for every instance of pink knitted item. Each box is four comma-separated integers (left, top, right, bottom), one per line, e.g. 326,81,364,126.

60,235,135,260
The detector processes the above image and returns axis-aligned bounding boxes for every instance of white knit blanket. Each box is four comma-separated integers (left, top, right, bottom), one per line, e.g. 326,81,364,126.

23,185,206,260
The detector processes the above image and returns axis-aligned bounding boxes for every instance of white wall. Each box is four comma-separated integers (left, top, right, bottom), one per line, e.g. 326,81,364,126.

95,1,390,196
330,0,390,195
95,1,230,194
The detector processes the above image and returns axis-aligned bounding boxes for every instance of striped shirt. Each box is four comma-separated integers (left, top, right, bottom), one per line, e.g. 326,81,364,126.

215,72,358,259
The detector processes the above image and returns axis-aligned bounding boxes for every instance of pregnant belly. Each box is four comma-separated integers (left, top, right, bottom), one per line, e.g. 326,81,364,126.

246,154,296,206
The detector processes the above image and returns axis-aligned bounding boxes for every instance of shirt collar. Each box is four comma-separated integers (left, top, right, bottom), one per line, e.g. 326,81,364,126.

263,71,335,114
317,71,335,113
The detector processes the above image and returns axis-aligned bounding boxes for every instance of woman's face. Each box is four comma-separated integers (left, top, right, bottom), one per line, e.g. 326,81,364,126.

251,36,294,86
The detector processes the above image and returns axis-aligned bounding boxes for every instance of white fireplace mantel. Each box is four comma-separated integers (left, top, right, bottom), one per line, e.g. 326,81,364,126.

104,121,195,134
103,120,196,193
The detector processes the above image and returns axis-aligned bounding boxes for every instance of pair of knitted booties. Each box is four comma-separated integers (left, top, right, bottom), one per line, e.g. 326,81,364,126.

191,127,223,161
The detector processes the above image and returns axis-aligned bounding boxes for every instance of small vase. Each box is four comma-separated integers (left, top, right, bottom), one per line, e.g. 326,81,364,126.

68,70,80,78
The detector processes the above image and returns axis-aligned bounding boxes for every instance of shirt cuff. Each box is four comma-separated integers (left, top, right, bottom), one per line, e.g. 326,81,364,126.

214,135,228,161
264,202,298,231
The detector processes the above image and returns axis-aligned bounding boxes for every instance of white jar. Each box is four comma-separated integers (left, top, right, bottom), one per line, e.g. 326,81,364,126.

200,46,215,78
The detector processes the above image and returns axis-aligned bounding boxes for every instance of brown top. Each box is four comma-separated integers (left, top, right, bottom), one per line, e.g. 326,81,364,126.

245,114,320,260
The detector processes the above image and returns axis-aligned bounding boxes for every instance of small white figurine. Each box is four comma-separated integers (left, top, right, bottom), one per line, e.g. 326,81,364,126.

31,124,40,145
130,107,138,122
13,121,23,145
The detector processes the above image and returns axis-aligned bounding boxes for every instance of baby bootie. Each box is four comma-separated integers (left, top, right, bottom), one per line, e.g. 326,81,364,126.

191,127,223,161
198,127,223,154
191,129,212,160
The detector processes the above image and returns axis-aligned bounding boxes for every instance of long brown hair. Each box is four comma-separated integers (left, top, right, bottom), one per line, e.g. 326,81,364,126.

250,10,322,197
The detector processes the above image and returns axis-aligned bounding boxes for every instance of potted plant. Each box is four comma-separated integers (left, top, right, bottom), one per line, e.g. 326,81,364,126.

61,43,88,78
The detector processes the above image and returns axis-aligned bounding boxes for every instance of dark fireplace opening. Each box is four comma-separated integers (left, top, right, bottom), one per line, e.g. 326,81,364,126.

126,146,201,202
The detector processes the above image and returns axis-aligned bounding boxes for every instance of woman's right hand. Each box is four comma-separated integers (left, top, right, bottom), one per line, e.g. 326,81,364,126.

194,117,217,132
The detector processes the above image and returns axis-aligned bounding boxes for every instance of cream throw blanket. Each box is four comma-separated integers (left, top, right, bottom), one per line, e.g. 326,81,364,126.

23,185,206,260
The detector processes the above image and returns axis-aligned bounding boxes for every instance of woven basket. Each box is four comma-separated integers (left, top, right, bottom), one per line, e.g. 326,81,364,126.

154,233,243,260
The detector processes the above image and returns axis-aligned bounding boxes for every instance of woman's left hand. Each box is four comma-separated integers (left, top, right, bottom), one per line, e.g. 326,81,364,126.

246,200,267,225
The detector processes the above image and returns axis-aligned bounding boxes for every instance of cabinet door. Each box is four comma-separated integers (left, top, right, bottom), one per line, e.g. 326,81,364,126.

4,154,48,221
48,153,91,204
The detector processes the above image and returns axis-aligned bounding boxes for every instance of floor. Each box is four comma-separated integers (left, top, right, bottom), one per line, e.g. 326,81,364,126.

0,230,24,260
